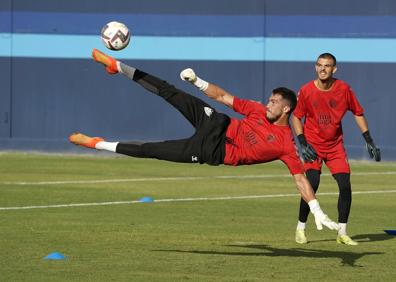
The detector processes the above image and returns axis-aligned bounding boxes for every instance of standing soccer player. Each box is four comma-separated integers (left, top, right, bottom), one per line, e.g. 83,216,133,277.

292,53,381,245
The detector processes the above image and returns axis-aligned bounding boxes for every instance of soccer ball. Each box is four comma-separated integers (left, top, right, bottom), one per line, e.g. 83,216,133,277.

101,21,131,51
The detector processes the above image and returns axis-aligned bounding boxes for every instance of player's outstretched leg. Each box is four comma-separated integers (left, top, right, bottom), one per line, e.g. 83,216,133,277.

91,48,216,129
92,48,119,74
69,132,204,164
69,133,104,149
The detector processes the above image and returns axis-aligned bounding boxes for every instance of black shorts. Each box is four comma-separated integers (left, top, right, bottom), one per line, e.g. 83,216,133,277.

116,69,231,165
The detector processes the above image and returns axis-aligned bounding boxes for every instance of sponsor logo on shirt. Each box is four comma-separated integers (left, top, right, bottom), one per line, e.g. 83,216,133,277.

318,113,331,126
244,131,258,145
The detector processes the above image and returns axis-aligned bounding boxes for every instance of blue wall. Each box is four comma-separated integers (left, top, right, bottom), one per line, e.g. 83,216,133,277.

1,0,396,160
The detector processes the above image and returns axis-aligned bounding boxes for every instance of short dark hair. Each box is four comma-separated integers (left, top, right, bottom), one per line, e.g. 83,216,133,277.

317,53,337,66
272,87,297,114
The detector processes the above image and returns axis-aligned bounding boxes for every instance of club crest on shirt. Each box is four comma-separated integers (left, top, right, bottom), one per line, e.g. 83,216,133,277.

329,99,337,108
266,134,275,143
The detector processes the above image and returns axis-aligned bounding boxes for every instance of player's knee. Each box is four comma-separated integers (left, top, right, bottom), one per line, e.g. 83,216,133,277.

334,173,351,196
334,173,350,188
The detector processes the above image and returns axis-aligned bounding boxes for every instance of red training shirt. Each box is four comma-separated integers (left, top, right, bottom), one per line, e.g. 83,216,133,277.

223,97,304,175
293,79,364,152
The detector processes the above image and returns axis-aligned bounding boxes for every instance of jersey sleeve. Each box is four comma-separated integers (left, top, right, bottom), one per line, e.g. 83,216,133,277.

279,149,305,175
292,89,306,119
232,96,265,116
346,86,364,116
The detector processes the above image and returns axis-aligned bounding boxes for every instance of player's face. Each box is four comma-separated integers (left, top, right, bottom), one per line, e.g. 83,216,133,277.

266,94,288,123
315,58,337,81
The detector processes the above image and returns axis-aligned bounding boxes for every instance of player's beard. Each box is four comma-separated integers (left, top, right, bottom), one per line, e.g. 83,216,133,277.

265,111,281,123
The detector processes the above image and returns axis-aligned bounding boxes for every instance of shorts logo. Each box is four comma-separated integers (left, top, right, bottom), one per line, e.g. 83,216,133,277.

204,107,213,117
192,156,198,162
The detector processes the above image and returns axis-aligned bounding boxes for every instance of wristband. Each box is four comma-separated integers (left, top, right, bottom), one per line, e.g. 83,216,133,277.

362,130,373,143
297,134,308,146
194,77,209,91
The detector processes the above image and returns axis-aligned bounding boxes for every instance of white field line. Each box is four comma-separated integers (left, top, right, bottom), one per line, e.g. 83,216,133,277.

1,189,396,211
2,171,396,186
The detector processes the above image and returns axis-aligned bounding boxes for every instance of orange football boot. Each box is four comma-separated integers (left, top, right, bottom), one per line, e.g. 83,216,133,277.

69,132,104,149
92,48,119,74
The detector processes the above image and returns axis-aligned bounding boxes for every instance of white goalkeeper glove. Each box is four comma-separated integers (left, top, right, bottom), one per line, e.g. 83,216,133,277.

308,199,340,231
180,68,197,82
180,68,208,91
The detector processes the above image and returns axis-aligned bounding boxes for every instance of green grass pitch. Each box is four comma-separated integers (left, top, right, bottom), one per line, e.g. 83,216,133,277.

1,152,395,281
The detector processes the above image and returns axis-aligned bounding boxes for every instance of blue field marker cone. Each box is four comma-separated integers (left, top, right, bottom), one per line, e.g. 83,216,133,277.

139,196,154,203
44,252,66,260
384,230,396,235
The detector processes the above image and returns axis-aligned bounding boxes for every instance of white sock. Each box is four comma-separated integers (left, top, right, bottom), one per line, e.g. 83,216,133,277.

338,223,347,235
193,77,209,91
116,61,122,72
297,221,306,231
95,141,119,152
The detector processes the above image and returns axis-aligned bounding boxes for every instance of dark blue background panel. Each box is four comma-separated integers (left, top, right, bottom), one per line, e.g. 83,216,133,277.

8,0,396,15
0,0,11,33
266,0,396,15
265,16,396,38
6,12,396,38
0,57,11,138
10,0,265,15
8,12,264,37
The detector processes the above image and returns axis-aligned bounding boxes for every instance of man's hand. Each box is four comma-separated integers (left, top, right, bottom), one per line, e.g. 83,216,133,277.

308,199,340,231
297,134,317,162
366,142,381,161
363,131,381,162
180,68,197,83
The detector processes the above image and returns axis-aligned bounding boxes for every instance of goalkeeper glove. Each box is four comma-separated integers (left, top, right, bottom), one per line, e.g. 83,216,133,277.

297,134,317,163
308,199,340,231
362,131,381,162
180,68,208,91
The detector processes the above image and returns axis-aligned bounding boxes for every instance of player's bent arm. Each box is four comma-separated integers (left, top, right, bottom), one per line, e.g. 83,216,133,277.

204,83,234,109
180,68,234,108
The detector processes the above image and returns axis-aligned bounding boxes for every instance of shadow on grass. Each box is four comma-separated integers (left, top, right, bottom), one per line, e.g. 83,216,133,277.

353,232,396,242
155,243,383,267
309,232,396,244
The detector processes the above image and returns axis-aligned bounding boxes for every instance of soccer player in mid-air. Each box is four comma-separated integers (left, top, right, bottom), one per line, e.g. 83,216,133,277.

70,49,340,232
293,53,381,245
